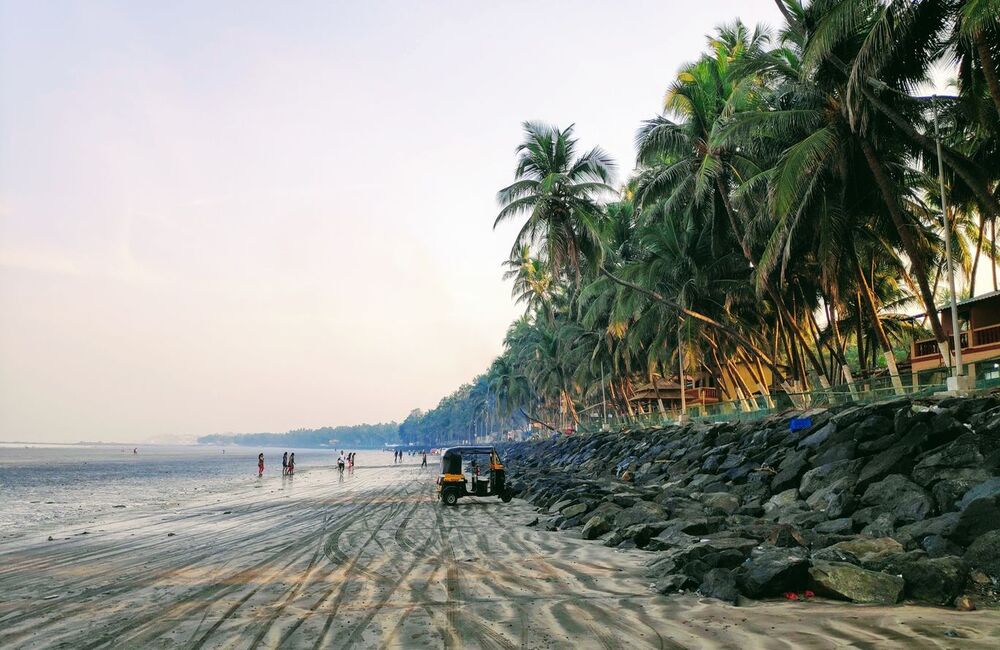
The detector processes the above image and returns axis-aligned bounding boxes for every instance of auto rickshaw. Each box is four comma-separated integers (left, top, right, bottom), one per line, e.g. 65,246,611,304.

437,446,513,505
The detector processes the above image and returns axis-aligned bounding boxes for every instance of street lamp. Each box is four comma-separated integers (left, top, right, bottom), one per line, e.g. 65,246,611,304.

933,96,966,391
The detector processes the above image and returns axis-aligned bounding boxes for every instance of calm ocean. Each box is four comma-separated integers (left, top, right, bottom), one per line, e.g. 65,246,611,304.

0,445,389,540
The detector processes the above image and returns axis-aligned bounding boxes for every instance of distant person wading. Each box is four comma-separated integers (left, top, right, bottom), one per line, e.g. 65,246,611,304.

258,453,265,478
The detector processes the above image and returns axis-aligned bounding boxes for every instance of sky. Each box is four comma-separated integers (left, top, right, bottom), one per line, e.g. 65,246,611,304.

0,1,788,443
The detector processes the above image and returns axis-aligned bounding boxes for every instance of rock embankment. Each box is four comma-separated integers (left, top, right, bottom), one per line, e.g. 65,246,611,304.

502,396,1000,608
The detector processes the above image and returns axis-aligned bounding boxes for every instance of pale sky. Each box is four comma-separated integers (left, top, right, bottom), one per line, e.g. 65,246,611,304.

0,1,784,442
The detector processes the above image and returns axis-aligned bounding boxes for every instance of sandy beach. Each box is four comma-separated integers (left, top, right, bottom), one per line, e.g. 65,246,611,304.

1,457,998,649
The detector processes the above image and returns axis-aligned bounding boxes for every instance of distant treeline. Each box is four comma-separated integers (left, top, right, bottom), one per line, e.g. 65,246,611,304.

198,422,400,448
398,374,526,447
199,375,528,449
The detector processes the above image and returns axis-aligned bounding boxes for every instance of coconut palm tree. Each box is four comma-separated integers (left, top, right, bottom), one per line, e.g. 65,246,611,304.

494,122,617,286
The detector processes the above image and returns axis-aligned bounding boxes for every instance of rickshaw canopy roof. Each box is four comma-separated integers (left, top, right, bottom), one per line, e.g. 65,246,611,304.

442,446,496,459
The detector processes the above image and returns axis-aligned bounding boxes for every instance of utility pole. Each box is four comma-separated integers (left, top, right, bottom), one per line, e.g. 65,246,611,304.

934,96,966,391
678,322,688,423
600,362,608,429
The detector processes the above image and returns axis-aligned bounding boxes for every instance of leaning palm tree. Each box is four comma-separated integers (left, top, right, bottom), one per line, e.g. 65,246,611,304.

494,122,617,285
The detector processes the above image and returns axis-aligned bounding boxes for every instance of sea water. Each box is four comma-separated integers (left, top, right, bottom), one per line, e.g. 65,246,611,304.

0,445,395,540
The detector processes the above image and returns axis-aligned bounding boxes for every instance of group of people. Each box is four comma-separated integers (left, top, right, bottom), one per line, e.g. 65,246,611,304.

256,452,296,478
391,448,429,467
337,450,356,473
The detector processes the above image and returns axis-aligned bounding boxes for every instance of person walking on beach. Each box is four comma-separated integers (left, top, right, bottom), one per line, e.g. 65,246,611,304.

287,453,295,476
338,450,346,474
348,452,355,471
258,453,265,478
421,451,427,468
282,451,289,476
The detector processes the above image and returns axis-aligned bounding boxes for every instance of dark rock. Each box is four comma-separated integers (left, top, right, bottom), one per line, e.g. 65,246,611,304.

613,501,667,529
860,513,896,538
771,449,810,492
814,441,857,466
860,474,934,524
952,479,1000,544
930,471,994,513
799,459,863,498
856,420,934,489
765,524,808,548
699,492,740,514
654,573,692,594
560,502,589,519
920,534,963,558
963,530,1000,578
736,546,809,598
815,518,854,535
812,537,905,570
798,422,835,449
886,555,968,605
911,435,983,487
763,489,804,520
808,560,903,604
581,515,611,540
805,479,856,520
895,513,960,548
698,568,740,603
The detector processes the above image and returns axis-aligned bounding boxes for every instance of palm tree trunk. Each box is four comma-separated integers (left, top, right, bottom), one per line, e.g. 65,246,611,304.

970,213,986,297
860,139,949,355
974,30,1000,121
736,345,775,409
855,258,905,395
599,266,791,385
716,176,831,387
993,218,998,292
725,358,756,412
828,299,859,399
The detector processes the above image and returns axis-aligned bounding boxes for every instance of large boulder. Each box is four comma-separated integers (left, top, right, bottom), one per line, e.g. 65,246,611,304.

963,530,1000,578
808,560,904,604
885,555,968,606
812,537,905,570
895,512,960,548
911,435,983,487
763,488,805,520
860,474,934,524
613,500,667,529
699,492,740,514
698,568,740,603
735,546,810,598
951,479,1000,544
581,514,612,540
560,502,590,519
798,422,835,450
806,478,857,520
771,449,810,492
799,460,863,498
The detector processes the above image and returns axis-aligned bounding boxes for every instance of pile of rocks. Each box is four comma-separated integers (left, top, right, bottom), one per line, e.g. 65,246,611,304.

502,395,1000,607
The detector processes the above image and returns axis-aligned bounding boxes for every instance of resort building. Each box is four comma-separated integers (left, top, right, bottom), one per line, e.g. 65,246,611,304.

911,290,1000,381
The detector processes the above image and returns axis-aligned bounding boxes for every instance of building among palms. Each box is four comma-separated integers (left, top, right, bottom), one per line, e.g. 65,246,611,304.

911,291,1000,382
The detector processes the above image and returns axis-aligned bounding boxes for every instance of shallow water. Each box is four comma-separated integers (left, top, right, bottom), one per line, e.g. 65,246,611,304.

0,445,398,539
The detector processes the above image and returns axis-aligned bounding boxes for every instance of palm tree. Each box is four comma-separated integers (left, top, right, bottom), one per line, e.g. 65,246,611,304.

495,122,617,286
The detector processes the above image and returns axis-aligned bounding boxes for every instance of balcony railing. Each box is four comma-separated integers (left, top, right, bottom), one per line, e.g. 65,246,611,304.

912,323,1000,359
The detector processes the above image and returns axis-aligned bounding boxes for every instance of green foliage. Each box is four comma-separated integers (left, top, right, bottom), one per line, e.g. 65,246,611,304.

198,423,399,448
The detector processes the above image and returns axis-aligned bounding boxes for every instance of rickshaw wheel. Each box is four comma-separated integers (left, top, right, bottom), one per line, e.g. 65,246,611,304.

500,489,513,503
442,489,459,506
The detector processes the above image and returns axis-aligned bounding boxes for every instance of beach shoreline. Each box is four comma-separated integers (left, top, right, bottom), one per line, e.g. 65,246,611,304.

1,459,998,648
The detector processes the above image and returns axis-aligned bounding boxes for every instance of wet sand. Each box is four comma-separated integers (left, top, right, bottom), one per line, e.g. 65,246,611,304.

1,461,998,649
